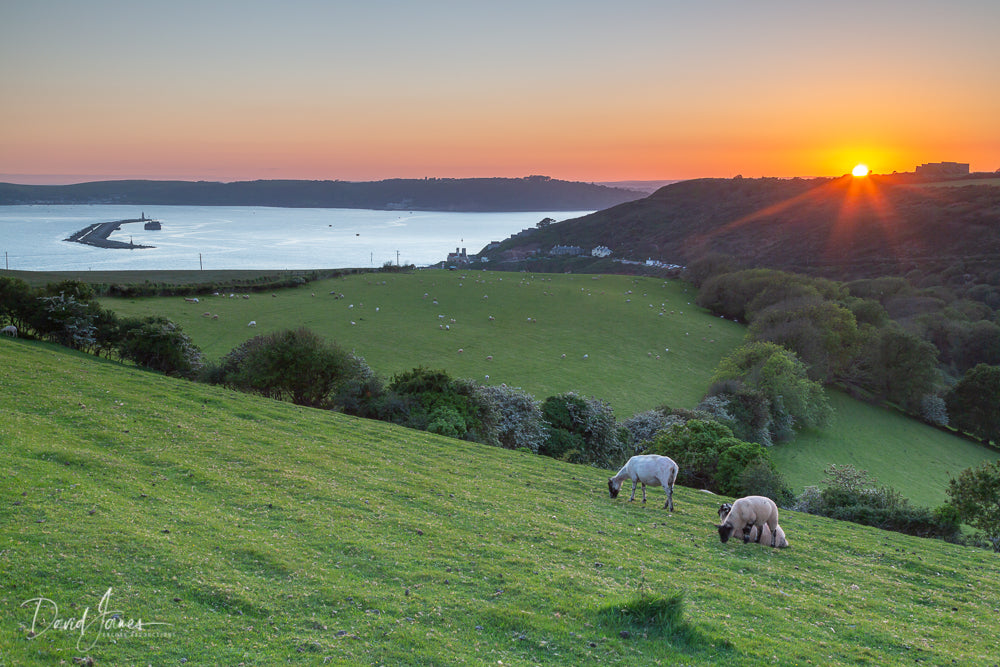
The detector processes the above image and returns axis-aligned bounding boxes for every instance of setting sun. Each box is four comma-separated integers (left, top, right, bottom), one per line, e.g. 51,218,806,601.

852,164,870,177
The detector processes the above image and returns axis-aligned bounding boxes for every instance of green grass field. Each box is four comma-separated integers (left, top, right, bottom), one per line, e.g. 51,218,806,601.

100,270,746,418
772,391,1000,508
3,338,1000,665
98,269,1000,506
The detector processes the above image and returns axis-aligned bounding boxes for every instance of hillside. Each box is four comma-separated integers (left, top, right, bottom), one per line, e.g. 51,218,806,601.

481,175,1000,285
96,270,999,507
2,338,1000,665
0,176,641,212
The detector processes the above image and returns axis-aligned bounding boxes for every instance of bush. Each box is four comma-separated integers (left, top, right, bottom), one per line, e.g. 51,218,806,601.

715,441,772,496
920,394,949,426
36,292,98,350
476,384,546,452
795,464,961,541
737,461,794,505
218,327,366,406
117,316,204,378
946,460,1000,551
621,407,684,453
384,369,498,445
539,392,627,467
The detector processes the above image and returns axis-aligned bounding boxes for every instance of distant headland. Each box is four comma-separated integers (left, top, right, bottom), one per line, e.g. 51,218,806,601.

0,176,642,212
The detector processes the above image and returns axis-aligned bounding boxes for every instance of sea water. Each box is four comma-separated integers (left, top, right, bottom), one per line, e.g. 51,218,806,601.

0,205,590,271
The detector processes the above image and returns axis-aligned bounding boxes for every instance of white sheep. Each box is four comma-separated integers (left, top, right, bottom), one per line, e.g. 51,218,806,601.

248,320,257,327
717,503,788,548
607,454,678,511
1,325,17,337
715,496,779,547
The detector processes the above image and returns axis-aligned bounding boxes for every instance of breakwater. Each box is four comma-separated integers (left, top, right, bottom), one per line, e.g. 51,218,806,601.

65,218,156,249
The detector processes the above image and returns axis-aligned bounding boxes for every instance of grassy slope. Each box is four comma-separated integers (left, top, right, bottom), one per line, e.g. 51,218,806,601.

2,339,999,666
772,391,1000,508
99,269,1000,506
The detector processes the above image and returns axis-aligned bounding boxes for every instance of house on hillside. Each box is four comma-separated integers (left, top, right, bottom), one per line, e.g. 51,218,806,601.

551,245,583,256
915,162,969,176
591,245,612,258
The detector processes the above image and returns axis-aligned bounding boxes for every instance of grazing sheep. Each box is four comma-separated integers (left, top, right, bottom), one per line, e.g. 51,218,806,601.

608,454,678,511
1,325,17,337
715,496,779,547
718,503,789,548
248,321,257,327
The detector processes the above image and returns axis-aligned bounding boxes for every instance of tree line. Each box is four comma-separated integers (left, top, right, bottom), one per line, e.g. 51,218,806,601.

686,256,1000,447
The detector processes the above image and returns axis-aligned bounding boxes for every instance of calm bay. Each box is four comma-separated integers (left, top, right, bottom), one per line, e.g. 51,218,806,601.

0,205,590,271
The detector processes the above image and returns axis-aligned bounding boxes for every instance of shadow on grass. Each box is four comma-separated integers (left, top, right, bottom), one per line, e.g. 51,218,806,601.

595,590,731,654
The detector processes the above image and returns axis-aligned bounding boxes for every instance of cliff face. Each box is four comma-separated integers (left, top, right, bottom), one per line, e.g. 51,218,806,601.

480,176,1000,284
0,176,642,212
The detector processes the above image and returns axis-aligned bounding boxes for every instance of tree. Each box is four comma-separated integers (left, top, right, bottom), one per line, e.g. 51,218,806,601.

748,297,860,382
946,461,1000,552
711,341,832,436
0,275,34,331
861,327,939,411
36,292,99,351
945,364,1000,444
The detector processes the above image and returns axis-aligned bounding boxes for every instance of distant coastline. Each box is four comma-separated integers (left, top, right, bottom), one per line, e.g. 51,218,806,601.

65,217,157,250
0,176,642,212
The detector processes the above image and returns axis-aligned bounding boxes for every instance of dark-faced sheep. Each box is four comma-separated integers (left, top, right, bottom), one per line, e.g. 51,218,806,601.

715,496,779,547
608,454,678,511
718,503,788,548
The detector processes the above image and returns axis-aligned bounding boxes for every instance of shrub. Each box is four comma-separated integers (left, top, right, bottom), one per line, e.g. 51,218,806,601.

737,461,794,505
540,392,627,467
920,394,949,426
621,407,684,453
117,316,204,378
647,419,733,490
715,441,772,496
36,292,98,350
218,327,365,406
476,384,546,452
795,464,961,541
946,460,1000,552
384,369,498,445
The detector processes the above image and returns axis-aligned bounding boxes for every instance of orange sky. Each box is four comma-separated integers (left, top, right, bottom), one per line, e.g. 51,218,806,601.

2,1,998,184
